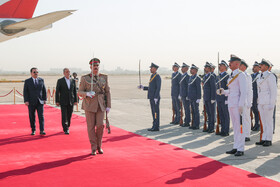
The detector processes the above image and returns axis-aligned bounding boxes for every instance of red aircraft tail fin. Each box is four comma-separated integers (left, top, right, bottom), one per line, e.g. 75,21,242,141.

0,0,39,19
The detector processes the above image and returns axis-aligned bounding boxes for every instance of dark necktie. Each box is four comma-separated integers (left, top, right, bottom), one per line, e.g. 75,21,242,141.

35,79,38,87
261,73,263,77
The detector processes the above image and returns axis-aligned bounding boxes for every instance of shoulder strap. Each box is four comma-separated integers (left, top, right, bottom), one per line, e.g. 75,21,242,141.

227,72,241,87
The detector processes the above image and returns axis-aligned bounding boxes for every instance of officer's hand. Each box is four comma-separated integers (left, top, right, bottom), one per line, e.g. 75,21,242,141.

265,105,275,110
86,91,95,98
196,99,200,103
106,107,111,113
25,102,29,106
217,88,225,95
211,100,215,104
238,106,243,115
154,98,158,104
137,85,144,89
178,95,181,100
56,102,60,106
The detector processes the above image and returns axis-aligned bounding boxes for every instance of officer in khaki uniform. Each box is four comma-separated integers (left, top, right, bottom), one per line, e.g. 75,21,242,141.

78,58,111,155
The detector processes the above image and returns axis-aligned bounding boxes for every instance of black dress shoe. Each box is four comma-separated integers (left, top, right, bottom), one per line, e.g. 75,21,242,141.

174,122,180,125
97,147,103,154
170,121,175,124
64,130,69,135
263,141,272,147
150,128,159,131
234,151,244,156
40,131,46,135
252,126,260,131
256,140,265,145
192,127,199,130
216,132,221,135
208,130,215,133
245,137,250,142
91,150,97,155
189,126,194,129
221,133,229,137
31,131,35,135
226,149,237,154
202,128,208,132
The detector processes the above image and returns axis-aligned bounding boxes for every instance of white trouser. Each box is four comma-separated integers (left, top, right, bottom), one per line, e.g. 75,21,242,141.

228,107,245,151
258,104,274,141
242,106,251,138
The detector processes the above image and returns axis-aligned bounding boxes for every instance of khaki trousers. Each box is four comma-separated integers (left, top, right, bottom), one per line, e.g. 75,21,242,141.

85,108,105,151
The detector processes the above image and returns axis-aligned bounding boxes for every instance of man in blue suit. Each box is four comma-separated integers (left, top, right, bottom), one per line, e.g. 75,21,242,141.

251,62,260,131
139,63,162,131
216,60,230,136
170,62,182,125
203,62,216,133
188,64,201,130
179,63,190,127
23,67,47,135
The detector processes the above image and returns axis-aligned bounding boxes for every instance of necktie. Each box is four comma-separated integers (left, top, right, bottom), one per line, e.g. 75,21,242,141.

35,79,38,87
261,73,263,77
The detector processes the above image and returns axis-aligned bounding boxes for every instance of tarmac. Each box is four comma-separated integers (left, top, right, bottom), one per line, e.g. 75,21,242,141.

1,74,279,182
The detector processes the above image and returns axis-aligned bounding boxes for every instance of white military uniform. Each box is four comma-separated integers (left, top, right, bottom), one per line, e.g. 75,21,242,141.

243,71,253,138
224,69,247,152
257,70,277,142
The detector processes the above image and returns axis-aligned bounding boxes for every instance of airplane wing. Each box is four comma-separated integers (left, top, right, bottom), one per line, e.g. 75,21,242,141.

4,10,76,30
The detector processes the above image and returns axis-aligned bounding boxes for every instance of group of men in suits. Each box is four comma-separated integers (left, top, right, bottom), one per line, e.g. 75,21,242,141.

139,54,277,157
24,67,78,136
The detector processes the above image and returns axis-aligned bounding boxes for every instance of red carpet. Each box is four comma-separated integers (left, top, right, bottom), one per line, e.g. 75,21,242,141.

0,104,278,187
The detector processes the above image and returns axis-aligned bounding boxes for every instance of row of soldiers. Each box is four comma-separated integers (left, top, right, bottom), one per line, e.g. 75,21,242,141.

139,54,277,156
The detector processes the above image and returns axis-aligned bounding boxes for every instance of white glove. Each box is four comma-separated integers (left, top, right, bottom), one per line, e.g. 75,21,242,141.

238,106,243,115
196,99,200,103
186,97,189,100
178,95,181,100
86,91,95,98
225,100,228,105
211,100,215,104
154,98,158,104
138,85,144,89
265,104,275,110
247,104,252,108
106,107,111,113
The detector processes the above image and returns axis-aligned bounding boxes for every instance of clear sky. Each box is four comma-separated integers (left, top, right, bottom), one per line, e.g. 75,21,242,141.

0,0,279,72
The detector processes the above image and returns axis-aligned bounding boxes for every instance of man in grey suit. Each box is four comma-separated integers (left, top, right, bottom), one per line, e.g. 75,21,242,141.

56,68,77,134
23,67,47,135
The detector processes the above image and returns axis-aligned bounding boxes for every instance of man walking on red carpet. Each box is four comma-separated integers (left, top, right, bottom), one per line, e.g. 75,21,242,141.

78,58,111,155
55,68,77,135
23,67,47,135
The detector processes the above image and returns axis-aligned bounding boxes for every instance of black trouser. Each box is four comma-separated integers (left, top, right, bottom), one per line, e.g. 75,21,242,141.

28,103,44,132
205,101,215,131
251,101,259,128
190,100,200,128
61,104,74,131
150,99,160,130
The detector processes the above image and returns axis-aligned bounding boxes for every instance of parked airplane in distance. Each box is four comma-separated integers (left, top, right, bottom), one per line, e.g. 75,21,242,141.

0,0,75,42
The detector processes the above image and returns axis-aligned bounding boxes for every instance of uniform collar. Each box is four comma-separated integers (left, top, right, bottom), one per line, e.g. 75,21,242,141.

232,69,240,76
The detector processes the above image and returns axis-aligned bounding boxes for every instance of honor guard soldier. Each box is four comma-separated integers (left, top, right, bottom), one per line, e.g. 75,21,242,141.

219,55,247,156
216,60,230,136
78,58,111,155
239,59,253,142
210,63,217,124
203,62,216,133
251,62,260,131
255,59,277,146
179,63,191,127
138,63,161,131
188,64,201,130
170,62,182,125
268,62,277,134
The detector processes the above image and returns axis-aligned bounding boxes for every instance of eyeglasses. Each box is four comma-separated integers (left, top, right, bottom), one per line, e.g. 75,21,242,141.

33,71,38,74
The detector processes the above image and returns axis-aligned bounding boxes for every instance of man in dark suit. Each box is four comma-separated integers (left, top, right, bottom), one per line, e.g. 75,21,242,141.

139,63,162,131
23,67,47,135
251,62,260,131
179,63,190,127
56,68,77,134
188,64,201,130
203,62,216,133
